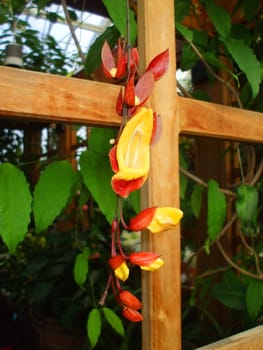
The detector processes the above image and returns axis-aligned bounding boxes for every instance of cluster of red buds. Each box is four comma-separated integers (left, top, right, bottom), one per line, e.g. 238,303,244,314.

99,39,183,322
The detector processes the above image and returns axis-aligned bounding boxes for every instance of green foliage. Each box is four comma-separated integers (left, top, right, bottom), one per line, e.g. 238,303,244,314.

207,180,227,240
246,279,263,320
87,308,102,348
102,0,137,44
235,184,259,225
79,127,118,224
213,271,247,310
33,160,77,234
0,163,32,252
102,307,125,336
191,184,203,218
73,247,90,288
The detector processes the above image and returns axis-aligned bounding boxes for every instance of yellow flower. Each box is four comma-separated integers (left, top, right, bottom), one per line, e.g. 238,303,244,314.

110,107,154,197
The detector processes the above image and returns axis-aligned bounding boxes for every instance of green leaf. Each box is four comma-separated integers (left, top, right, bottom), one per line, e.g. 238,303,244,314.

102,0,137,44
213,271,247,310
206,2,231,39
79,151,117,224
84,25,120,77
175,0,192,23
0,163,32,252
33,160,76,234
180,42,199,71
222,38,261,99
191,184,204,218
246,280,263,320
79,127,118,224
129,190,140,214
179,149,188,200
87,308,102,348
176,23,193,42
207,180,227,240
102,307,125,336
73,248,89,287
235,184,258,224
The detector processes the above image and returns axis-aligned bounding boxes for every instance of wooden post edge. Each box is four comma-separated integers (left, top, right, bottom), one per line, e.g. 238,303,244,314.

196,326,263,350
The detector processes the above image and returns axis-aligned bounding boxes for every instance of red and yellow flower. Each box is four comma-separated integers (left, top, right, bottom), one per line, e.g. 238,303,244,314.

108,255,129,282
129,206,183,233
109,107,154,198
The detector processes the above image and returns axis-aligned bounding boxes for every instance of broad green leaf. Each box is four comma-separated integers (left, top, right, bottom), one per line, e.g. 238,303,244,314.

33,160,76,234
129,190,140,214
102,307,125,336
206,2,231,39
176,23,193,42
207,180,227,240
87,308,102,349
80,127,118,223
246,280,263,320
180,42,199,71
0,163,32,252
191,184,204,218
73,248,89,287
102,0,137,44
223,38,261,99
84,25,120,77
88,127,117,154
79,150,117,224
213,271,247,310
235,184,258,224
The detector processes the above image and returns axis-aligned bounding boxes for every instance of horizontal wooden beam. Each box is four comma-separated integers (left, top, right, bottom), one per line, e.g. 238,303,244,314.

196,325,263,350
0,66,120,127
179,97,263,143
1,66,263,144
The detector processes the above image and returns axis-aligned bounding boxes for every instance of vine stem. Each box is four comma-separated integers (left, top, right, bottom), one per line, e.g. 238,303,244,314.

61,0,86,65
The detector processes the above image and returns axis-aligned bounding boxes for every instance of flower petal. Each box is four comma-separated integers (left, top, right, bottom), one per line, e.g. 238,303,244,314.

117,107,153,172
111,175,146,198
140,257,164,271
146,49,169,81
129,207,156,231
147,207,184,233
101,40,116,78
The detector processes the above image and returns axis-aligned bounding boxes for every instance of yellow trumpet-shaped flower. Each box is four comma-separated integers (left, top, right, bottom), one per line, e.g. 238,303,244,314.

110,107,154,197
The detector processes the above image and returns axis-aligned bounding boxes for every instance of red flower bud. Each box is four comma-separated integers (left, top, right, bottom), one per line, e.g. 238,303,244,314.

122,307,143,322
119,290,142,310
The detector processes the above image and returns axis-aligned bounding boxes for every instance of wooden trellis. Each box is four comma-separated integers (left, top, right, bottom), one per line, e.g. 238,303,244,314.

1,0,263,349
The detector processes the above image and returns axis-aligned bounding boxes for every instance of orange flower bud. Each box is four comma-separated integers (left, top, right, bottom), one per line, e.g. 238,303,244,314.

119,290,142,310
130,251,159,265
122,307,143,322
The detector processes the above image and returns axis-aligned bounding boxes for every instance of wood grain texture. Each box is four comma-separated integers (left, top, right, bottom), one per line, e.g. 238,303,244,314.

137,1,181,350
0,66,120,127
196,326,263,349
179,97,263,143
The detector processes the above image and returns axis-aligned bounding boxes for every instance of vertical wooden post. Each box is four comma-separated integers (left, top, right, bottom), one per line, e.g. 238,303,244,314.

137,1,181,350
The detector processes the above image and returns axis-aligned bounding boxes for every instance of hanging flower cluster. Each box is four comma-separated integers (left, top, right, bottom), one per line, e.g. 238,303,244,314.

99,39,183,322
